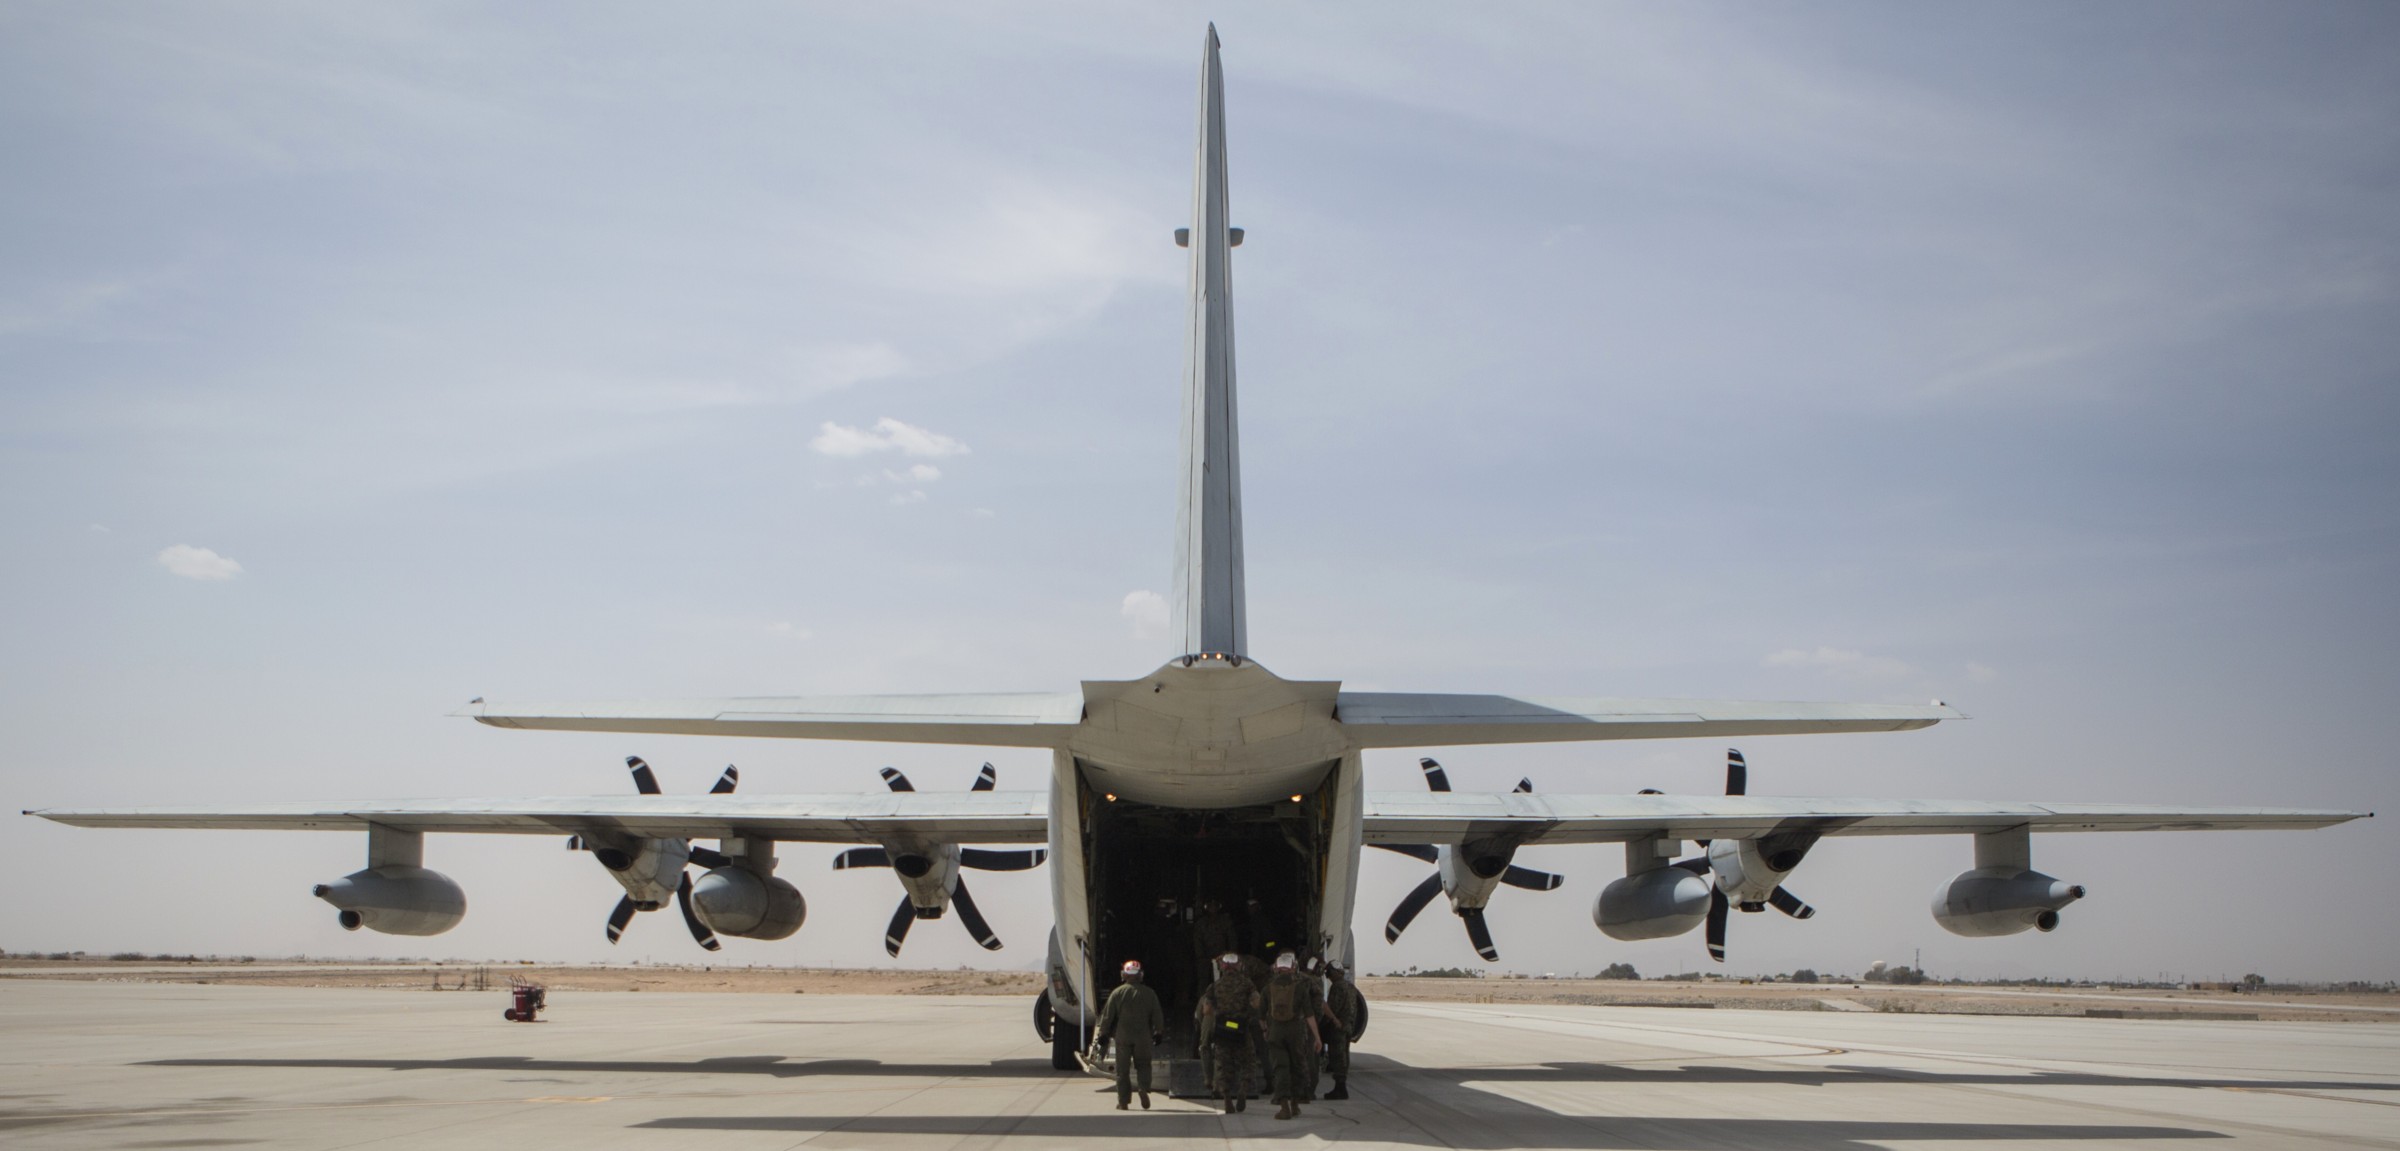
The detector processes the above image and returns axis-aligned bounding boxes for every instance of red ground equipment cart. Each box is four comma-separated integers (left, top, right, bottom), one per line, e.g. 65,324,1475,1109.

503,978,546,1022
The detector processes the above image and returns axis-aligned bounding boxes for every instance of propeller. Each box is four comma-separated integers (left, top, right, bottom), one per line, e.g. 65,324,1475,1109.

835,764,1046,956
583,756,737,952
1673,748,1815,963
1371,758,1564,961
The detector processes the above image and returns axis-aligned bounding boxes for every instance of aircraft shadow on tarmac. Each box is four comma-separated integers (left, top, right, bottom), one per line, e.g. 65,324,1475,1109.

138,1050,2400,1095
138,1052,2397,1147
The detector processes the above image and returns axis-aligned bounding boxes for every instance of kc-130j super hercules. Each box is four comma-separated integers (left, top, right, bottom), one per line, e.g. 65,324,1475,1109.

31,27,2368,1072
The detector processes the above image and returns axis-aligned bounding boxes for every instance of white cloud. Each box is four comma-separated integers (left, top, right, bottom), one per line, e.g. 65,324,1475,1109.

889,489,928,505
764,621,813,641
811,417,969,459
87,523,110,534
884,464,942,484
156,544,243,581
1121,590,1169,639
1762,646,1916,678
1965,662,1999,684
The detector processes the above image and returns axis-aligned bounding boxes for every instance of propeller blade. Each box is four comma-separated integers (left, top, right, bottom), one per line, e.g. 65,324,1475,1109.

1725,748,1747,797
688,845,730,870
951,878,1003,950
710,765,739,794
834,847,892,871
1500,865,1563,891
879,767,915,793
1768,886,1816,919
1513,777,1533,794
605,895,637,944
1705,887,1729,963
1417,758,1452,793
972,763,997,792
1370,843,1439,863
1460,906,1499,962
626,756,662,796
884,897,915,956
960,847,1046,871
675,872,721,952
1384,873,1444,943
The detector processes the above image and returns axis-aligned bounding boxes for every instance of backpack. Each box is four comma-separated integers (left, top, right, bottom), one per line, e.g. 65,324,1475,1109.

1267,975,1298,1022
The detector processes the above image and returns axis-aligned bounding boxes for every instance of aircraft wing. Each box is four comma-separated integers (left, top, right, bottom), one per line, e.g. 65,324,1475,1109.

455,693,1084,747
27,792,1051,845
1336,694,1960,748
1361,792,2368,845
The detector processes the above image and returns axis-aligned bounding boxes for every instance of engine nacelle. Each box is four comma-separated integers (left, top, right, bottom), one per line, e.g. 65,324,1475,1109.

591,837,693,909
314,866,466,936
689,867,806,940
1931,867,2085,937
1595,867,1711,941
1708,829,1818,906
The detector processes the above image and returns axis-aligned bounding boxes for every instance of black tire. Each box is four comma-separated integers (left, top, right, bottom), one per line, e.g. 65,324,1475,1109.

1050,1015,1081,1071
1351,995,1369,1042
1034,991,1054,1042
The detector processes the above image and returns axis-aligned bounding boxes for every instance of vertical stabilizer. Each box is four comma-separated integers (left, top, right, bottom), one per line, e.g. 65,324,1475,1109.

1173,24,1247,660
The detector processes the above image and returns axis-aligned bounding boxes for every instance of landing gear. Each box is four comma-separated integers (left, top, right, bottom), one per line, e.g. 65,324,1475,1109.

1043,996,1081,1071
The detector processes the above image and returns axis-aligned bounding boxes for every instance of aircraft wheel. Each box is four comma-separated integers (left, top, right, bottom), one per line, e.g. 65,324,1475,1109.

1050,1016,1081,1071
1034,991,1054,1042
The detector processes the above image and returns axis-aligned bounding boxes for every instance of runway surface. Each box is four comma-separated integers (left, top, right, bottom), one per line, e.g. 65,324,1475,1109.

4,979,2394,1149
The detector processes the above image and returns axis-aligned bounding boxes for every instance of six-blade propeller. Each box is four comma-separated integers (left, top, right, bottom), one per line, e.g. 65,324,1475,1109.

833,764,1048,956
1670,749,1817,962
575,756,738,953
1373,757,1564,961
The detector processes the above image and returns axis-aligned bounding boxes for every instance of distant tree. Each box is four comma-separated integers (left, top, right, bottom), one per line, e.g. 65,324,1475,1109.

2242,973,2265,989
1788,969,1819,984
1598,962,1640,981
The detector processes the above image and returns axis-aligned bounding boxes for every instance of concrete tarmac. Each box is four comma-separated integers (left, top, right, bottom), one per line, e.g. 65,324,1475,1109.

3,979,2394,1149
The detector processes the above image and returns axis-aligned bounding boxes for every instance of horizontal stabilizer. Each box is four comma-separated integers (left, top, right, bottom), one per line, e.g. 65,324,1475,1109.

1338,693,1961,747
456,693,1083,748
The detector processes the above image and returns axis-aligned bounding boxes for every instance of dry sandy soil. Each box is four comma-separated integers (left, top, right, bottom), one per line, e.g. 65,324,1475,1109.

4,956,2392,1022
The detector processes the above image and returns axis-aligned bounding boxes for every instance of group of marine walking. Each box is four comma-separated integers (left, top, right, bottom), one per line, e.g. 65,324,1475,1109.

1091,942,1365,1120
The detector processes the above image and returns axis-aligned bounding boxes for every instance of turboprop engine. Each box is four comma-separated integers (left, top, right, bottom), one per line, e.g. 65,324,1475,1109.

1602,750,1820,962
314,825,464,936
1932,825,2085,937
1373,759,1564,962
833,765,1047,956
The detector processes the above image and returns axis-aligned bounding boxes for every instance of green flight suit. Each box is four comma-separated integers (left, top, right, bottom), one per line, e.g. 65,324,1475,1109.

1095,980,1165,1105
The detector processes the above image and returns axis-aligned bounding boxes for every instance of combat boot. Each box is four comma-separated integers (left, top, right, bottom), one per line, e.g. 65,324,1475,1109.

1221,1095,1235,1115
1326,1078,1348,1100
1139,1091,1151,1110
1116,1098,1129,1110
1275,1099,1295,1120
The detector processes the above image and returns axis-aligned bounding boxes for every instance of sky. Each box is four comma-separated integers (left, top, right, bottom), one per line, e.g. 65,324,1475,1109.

3,2,2395,984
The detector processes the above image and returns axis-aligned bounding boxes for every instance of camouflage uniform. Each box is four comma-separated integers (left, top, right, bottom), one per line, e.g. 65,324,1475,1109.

1197,967,1261,1110
1261,966,1321,1115
1094,979,1164,1107
1321,969,1363,1098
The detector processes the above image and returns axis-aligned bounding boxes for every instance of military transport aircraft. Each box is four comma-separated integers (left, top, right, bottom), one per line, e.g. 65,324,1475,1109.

29,27,2366,1072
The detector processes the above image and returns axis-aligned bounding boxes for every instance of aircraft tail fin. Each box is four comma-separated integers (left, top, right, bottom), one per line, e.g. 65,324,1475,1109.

1173,23,1247,661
